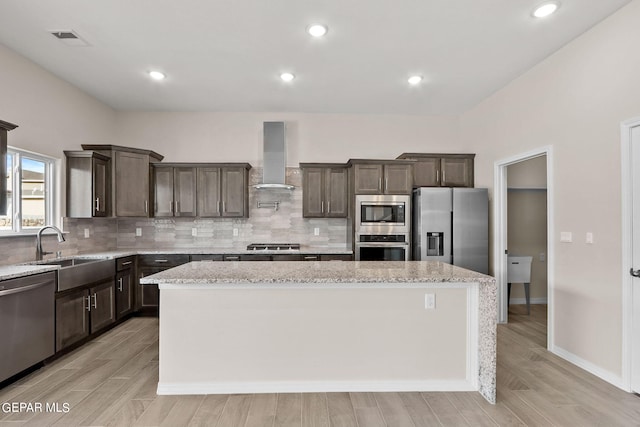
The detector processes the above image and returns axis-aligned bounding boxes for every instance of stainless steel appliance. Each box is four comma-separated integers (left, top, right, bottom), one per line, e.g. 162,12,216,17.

413,187,488,274
355,194,410,234
355,233,410,261
246,243,301,251
0,272,55,383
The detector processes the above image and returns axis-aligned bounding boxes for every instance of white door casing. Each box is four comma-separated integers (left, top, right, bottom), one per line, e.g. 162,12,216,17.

493,146,554,352
621,118,640,393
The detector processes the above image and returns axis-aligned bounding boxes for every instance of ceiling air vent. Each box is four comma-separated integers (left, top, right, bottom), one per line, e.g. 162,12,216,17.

50,30,90,46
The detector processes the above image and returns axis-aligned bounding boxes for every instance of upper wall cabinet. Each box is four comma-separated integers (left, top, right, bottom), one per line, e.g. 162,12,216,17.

152,165,197,217
397,153,475,188
300,163,348,218
65,151,111,218
0,120,18,216
197,164,251,218
349,160,414,195
82,145,164,217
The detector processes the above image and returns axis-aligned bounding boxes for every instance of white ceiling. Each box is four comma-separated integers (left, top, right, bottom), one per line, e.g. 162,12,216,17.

0,0,631,115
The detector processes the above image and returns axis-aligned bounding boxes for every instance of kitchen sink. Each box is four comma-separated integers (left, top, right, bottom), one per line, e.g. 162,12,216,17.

37,257,115,292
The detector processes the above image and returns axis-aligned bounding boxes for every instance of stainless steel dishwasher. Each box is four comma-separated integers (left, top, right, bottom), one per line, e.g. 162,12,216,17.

0,271,56,383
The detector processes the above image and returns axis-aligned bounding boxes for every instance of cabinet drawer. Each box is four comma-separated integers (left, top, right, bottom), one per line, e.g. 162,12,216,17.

116,256,136,271
137,254,190,267
191,254,224,261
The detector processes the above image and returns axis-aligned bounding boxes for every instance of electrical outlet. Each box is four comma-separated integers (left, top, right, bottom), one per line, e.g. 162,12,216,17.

84,228,90,238
135,227,142,237
314,227,320,236
192,228,198,237
560,232,572,243
425,293,436,309
233,228,239,237
586,232,594,244
539,252,546,262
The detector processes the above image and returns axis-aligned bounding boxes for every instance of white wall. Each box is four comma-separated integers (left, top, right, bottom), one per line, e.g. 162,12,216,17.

460,1,640,381
0,44,116,156
114,112,460,165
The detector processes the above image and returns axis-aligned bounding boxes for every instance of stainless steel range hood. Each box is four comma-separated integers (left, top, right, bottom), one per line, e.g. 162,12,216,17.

254,121,295,190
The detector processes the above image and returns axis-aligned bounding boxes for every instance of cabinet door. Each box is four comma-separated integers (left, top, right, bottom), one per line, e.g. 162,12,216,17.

354,164,383,194
174,167,197,217
56,289,90,352
115,151,150,217
384,164,413,194
93,157,109,217
413,157,441,187
302,168,325,218
197,167,221,217
221,167,246,217
137,267,162,313
441,157,473,187
154,167,174,217
89,280,116,333
116,269,134,320
326,168,348,217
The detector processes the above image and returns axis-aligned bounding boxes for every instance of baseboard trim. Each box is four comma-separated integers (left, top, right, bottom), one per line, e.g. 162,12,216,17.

509,297,548,305
551,345,627,391
157,380,477,395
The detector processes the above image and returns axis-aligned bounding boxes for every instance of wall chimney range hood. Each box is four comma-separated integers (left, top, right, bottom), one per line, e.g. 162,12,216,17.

254,122,295,190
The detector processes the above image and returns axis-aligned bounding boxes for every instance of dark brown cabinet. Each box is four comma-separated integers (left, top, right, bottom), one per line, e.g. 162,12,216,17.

153,165,197,217
350,160,413,195
55,279,115,352
300,164,348,218
81,145,164,217
197,164,251,218
65,151,110,217
115,256,135,319
0,120,17,216
137,254,190,315
397,153,475,188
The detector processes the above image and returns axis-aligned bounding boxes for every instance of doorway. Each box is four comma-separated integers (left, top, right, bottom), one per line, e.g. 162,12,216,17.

494,147,554,349
621,117,640,393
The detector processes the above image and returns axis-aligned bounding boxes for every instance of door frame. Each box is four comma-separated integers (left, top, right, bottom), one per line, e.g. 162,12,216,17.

493,146,554,346
620,116,640,392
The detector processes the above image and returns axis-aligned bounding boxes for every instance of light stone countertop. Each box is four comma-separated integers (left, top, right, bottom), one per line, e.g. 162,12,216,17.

140,260,495,286
0,264,60,281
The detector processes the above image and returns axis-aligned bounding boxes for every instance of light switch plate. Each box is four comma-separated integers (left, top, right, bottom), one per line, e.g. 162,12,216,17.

425,293,436,309
84,228,90,239
135,227,142,237
314,227,320,236
233,228,239,237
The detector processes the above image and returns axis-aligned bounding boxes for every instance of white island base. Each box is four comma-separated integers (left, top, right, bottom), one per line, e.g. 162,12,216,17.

145,261,496,403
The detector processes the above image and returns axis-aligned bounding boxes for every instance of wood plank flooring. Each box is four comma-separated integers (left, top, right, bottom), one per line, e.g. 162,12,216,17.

1,304,639,426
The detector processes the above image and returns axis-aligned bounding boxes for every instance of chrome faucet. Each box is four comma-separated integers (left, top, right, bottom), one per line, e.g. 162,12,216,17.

35,225,66,261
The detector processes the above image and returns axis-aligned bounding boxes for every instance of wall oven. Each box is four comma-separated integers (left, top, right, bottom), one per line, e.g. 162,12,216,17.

355,195,411,234
355,233,410,261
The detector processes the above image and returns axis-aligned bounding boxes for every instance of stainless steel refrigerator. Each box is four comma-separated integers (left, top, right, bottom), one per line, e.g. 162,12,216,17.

412,187,489,274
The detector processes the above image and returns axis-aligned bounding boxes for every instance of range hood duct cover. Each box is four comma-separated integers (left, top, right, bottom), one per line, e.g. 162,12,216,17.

254,122,294,190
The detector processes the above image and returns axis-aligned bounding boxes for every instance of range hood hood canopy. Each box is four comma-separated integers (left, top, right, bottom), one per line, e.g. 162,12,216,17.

254,121,294,190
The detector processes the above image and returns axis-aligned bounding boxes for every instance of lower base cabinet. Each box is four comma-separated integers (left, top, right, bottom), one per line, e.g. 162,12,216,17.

55,280,116,352
137,254,190,316
116,257,135,319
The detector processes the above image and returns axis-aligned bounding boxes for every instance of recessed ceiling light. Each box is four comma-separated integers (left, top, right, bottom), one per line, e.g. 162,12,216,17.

148,70,166,81
408,75,423,85
532,2,560,18
307,24,328,37
280,72,295,82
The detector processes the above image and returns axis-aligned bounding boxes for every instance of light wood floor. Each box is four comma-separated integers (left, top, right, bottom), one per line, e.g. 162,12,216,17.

1,305,639,426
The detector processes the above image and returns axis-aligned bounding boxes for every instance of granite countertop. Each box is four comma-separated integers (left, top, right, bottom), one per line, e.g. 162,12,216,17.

140,260,495,286
0,264,60,281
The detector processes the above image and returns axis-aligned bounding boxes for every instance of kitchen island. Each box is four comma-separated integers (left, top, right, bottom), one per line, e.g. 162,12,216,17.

141,260,497,403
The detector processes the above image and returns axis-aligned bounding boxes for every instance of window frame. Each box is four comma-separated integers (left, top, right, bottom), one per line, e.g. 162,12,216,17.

1,146,58,236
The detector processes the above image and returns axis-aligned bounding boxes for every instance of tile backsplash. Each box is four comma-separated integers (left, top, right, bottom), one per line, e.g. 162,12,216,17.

0,168,348,266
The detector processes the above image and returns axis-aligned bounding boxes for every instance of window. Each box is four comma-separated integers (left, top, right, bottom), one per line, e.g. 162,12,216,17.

1,147,56,233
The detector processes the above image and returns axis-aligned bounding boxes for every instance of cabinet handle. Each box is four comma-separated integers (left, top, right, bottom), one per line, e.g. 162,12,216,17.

121,261,132,266
118,277,123,292
218,200,221,214
442,170,446,183
304,256,319,260
222,201,226,213
321,201,324,213
226,256,239,261
379,177,383,191
175,201,179,213
154,259,169,263
169,201,173,213
145,200,148,213
436,170,440,184
92,293,97,309
95,197,100,212
327,201,331,213
86,295,92,312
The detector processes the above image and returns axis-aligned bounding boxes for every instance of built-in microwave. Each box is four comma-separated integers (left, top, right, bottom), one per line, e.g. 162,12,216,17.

355,194,411,234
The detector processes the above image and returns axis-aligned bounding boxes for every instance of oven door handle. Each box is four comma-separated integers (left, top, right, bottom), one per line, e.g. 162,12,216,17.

356,242,410,247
